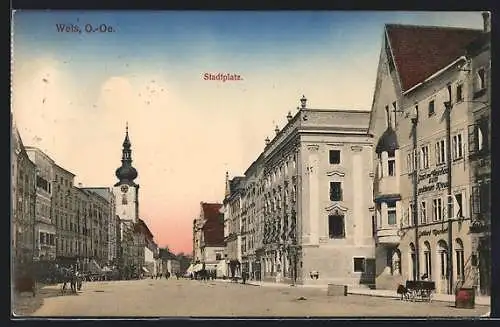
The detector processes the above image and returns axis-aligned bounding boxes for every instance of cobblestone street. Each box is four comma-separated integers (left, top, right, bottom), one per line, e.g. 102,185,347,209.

14,279,490,317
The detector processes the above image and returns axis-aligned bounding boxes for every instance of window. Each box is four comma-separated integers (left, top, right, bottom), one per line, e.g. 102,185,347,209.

329,182,343,201
387,201,397,225
453,193,463,218
428,100,435,117
371,215,376,237
420,201,427,224
420,145,429,169
216,253,222,261
456,240,465,281
407,152,414,173
435,139,447,165
424,244,432,279
475,120,489,153
476,68,486,91
409,203,414,226
353,257,366,273
452,134,463,160
456,84,463,102
329,150,341,164
122,195,128,205
392,102,397,128
385,105,390,128
432,198,443,221
328,214,345,238
388,150,396,176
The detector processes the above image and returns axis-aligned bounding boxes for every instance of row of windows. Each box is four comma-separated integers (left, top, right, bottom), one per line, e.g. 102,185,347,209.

410,240,465,281
405,193,465,226
406,133,464,173
383,67,487,136
39,232,55,246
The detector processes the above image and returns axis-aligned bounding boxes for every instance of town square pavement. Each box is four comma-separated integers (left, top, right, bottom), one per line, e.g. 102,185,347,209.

14,278,489,317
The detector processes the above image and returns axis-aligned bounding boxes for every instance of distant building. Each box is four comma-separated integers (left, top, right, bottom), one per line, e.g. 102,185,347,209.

25,147,57,262
223,174,245,277
111,124,145,276
193,202,225,276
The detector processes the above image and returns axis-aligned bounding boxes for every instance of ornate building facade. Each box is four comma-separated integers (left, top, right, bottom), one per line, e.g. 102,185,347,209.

368,18,490,295
225,96,375,286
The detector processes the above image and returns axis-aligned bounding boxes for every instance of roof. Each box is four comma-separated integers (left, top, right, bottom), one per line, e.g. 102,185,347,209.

134,218,154,239
230,177,245,194
201,202,224,247
375,127,399,154
385,24,482,92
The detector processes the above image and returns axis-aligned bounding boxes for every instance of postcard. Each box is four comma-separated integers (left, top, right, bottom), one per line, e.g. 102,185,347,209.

11,10,491,318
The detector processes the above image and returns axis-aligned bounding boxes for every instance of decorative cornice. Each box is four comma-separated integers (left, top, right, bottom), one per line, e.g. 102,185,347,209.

325,203,348,212
326,143,345,147
326,171,345,177
307,144,319,152
351,145,363,152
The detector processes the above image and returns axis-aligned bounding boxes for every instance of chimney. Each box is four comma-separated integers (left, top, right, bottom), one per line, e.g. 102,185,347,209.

286,111,293,121
78,182,83,187
265,137,270,146
274,125,280,135
482,11,491,33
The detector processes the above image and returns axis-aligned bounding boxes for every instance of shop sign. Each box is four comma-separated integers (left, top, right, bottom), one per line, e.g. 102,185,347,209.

418,227,448,238
417,167,449,195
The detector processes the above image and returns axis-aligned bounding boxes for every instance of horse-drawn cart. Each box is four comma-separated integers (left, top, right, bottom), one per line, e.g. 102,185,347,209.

405,280,436,302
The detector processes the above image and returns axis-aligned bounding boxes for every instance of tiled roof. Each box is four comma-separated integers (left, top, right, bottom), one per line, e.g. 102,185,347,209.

201,203,224,247
386,24,482,92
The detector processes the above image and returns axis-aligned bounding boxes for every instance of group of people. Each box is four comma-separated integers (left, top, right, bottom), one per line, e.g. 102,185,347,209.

152,272,181,280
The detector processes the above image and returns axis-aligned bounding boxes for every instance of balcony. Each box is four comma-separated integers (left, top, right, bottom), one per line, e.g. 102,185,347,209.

374,176,398,199
376,226,399,245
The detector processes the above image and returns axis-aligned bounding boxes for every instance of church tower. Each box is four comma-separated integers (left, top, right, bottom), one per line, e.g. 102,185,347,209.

113,123,140,223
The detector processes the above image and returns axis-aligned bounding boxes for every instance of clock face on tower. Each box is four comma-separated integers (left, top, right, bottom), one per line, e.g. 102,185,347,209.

121,185,129,193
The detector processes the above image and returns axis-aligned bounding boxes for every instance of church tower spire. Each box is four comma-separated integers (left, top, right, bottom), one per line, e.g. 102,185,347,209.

224,171,231,198
115,123,138,186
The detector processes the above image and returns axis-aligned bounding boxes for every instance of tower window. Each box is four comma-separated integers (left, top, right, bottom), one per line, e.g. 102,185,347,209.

122,195,128,205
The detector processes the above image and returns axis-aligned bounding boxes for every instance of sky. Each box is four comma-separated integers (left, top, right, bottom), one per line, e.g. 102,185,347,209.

11,11,483,254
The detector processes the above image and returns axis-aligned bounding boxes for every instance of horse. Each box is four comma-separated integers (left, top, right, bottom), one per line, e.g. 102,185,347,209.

396,284,410,301
59,267,77,295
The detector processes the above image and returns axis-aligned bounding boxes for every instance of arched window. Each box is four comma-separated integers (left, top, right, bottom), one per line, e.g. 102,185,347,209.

423,241,432,279
455,238,465,281
437,240,448,279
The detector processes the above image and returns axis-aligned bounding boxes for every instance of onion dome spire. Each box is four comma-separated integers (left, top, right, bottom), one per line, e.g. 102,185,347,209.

115,122,138,186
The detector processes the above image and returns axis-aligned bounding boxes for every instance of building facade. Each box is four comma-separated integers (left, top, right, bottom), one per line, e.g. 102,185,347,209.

466,14,491,296
193,203,225,273
12,126,36,267
84,187,118,265
52,163,77,265
25,147,57,262
369,20,489,294
224,97,375,286
223,175,244,277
